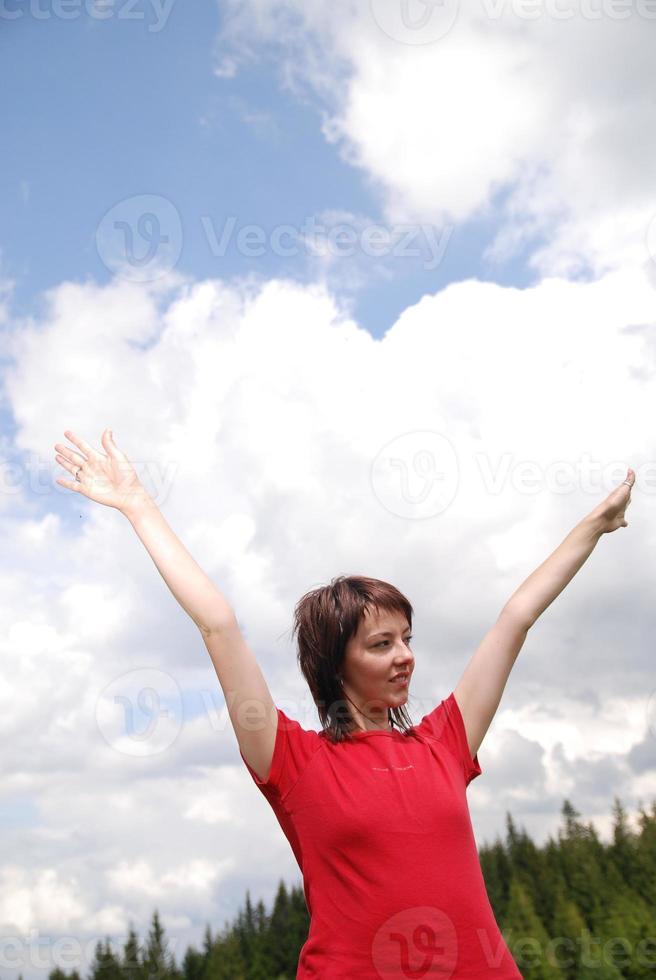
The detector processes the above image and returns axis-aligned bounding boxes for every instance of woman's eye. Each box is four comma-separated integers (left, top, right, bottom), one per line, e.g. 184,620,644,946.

375,637,413,648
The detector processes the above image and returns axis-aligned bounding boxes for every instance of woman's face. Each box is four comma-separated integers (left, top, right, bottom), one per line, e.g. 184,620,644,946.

340,607,415,728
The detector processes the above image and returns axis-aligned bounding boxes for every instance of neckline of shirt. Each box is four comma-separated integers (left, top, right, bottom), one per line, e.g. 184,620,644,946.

351,728,399,737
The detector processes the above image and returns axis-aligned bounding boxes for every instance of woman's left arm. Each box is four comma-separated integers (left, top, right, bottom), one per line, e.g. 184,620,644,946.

453,467,635,761
503,466,634,629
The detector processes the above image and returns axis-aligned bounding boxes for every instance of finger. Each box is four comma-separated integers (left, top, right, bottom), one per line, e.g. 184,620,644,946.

55,444,86,465
63,429,96,459
55,454,79,476
56,476,81,492
101,428,123,458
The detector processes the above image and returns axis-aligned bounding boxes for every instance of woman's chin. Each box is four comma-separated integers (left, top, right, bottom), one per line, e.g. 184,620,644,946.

388,688,408,704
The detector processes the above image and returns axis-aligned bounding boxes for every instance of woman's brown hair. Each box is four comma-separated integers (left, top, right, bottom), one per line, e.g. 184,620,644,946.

291,574,421,744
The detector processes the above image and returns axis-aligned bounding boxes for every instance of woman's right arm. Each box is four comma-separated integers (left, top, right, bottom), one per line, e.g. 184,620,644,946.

124,495,278,780
54,428,278,781
123,492,234,633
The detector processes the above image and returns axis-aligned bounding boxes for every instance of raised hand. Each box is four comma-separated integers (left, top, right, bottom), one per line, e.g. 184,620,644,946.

589,467,635,534
54,428,150,512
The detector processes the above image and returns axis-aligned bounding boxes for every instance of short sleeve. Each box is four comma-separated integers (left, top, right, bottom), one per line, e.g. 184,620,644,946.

415,692,482,787
239,707,322,803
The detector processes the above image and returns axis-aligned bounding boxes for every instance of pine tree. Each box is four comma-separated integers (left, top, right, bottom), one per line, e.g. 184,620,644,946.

267,880,299,976
550,887,588,980
602,888,656,980
142,910,176,980
557,799,608,928
205,927,247,980
181,945,205,980
505,814,556,928
575,925,624,979
49,969,72,980
288,883,311,966
503,877,561,979
233,891,257,965
202,924,212,960
633,799,656,906
246,897,276,980
90,938,123,980
480,837,513,921
121,922,143,980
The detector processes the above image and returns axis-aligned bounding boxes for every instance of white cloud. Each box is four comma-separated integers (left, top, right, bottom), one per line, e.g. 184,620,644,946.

213,0,656,277
105,858,223,899
0,867,86,933
2,266,655,978
3,8,655,971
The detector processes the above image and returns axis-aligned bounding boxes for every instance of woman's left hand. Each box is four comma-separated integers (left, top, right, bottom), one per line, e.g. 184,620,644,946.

589,467,635,534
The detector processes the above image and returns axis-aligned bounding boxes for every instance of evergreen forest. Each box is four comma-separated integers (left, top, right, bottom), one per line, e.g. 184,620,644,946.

19,796,656,980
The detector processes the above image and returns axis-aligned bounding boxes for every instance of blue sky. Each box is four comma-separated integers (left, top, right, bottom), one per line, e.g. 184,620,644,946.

1,4,655,978
0,0,536,338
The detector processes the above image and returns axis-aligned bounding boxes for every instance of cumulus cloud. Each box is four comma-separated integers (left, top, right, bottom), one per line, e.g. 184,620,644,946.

213,0,656,277
3,5,654,976
1,264,655,977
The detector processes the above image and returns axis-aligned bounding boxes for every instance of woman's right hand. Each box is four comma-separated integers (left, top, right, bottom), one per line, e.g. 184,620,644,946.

54,428,151,513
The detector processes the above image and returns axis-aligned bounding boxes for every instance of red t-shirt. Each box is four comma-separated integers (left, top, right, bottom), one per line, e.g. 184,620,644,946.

240,692,522,979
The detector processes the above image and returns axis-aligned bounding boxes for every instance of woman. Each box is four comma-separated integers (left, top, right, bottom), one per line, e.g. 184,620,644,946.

54,428,634,978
